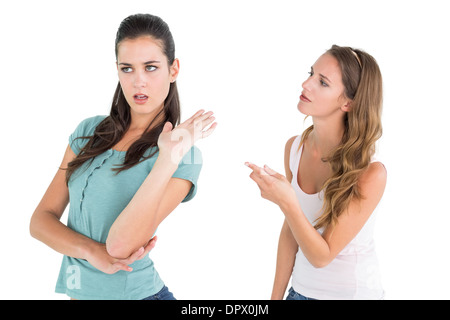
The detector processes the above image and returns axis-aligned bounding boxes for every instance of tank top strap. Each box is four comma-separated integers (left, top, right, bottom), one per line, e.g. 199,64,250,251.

289,135,302,174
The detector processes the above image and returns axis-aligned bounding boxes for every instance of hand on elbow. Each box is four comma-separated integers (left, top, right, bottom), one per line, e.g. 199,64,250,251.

106,239,134,260
106,236,156,261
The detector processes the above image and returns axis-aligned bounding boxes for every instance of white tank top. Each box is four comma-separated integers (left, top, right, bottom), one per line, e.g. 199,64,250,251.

290,135,384,300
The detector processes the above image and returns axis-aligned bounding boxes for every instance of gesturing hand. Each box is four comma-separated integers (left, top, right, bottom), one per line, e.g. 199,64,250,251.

245,162,297,207
158,110,217,164
87,236,157,274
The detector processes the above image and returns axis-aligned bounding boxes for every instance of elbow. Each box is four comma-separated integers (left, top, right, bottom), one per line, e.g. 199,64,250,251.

311,260,330,269
29,220,36,239
106,239,133,260
29,212,41,240
308,256,332,269
106,233,149,259
106,224,157,259
29,215,35,237
302,245,334,268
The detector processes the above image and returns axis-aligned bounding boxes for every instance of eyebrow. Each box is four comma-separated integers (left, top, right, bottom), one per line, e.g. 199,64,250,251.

118,60,161,66
311,66,332,83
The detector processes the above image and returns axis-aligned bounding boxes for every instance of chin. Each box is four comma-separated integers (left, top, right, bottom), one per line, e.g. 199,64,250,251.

129,102,163,115
297,101,309,116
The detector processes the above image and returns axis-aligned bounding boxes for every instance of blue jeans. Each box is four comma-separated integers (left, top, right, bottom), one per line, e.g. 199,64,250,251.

286,287,317,300
142,285,176,300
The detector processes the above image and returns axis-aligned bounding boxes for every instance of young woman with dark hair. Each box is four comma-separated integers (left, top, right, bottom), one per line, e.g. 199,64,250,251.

30,13,216,300
246,45,386,300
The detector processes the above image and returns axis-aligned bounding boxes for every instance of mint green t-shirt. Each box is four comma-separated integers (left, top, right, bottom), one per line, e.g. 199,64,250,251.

55,115,202,300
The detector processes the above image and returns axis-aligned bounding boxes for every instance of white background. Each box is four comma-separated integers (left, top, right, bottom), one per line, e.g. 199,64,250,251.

1,0,449,300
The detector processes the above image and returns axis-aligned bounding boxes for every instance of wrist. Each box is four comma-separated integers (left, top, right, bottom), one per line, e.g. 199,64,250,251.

157,149,183,167
278,192,300,216
80,238,100,261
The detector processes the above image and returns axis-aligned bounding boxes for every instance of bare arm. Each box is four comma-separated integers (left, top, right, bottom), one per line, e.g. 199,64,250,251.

106,153,189,259
247,160,387,269
30,145,95,259
271,219,298,299
271,136,298,300
30,145,156,274
106,110,216,259
282,162,386,268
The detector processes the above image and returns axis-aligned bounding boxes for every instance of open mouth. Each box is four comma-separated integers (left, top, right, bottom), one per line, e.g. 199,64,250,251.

133,94,149,104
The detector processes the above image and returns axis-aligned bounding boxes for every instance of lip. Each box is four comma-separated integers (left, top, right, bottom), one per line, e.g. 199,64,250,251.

133,93,149,104
300,93,311,102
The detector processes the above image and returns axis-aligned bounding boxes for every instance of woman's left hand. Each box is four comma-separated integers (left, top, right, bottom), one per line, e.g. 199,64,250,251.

245,162,297,207
158,109,217,164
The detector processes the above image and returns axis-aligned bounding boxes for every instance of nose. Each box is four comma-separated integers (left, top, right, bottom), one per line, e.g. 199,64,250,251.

133,70,147,88
302,76,312,91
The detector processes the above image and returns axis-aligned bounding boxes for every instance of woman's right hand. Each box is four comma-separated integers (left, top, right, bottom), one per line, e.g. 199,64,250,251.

157,109,217,164
86,236,157,274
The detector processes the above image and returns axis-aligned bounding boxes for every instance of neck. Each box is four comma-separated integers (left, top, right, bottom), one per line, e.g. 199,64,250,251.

128,108,165,133
310,116,346,159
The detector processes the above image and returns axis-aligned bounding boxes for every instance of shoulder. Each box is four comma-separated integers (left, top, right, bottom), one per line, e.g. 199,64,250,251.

284,135,298,180
359,161,387,198
364,162,387,182
69,115,107,155
284,135,300,163
284,135,298,157
73,115,108,136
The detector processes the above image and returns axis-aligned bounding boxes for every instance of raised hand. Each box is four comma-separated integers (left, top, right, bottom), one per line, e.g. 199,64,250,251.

245,162,297,207
158,110,217,164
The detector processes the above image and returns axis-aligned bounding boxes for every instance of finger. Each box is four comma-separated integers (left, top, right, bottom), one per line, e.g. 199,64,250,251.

186,109,206,123
162,122,173,133
263,165,278,176
249,171,260,183
200,122,217,139
264,165,285,180
142,236,158,255
122,246,145,264
193,113,214,130
245,162,268,176
112,262,133,272
147,235,157,248
194,110,213,120
133,236,158,261
200,115,215,128
245,162,259,171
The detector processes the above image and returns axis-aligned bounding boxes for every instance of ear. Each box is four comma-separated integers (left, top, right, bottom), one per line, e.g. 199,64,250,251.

341,100,352,113
169,58,180,83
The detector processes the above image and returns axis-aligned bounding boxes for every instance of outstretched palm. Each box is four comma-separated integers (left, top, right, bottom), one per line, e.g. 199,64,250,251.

158,109,216,164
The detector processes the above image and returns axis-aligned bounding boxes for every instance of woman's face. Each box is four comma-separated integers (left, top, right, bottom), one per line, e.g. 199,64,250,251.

116,36,179,121
297,53,350,119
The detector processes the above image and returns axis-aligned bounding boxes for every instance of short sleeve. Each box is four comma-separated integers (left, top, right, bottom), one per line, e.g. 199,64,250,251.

172,146,203,202
69,116,107,155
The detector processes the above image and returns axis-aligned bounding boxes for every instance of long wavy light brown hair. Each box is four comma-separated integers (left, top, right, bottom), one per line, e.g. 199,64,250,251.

65,14,180,184
300,45,383,230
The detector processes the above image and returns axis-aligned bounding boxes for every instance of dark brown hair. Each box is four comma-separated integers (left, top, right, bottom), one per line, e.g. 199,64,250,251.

65,14,180,184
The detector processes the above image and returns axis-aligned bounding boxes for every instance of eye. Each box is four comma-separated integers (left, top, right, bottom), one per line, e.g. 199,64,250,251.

121,67,132,73
146,65,157,72
320,79,329,87
308,71,313,77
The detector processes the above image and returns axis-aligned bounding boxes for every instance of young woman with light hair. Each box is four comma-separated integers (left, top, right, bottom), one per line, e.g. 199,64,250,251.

246,45,386,300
